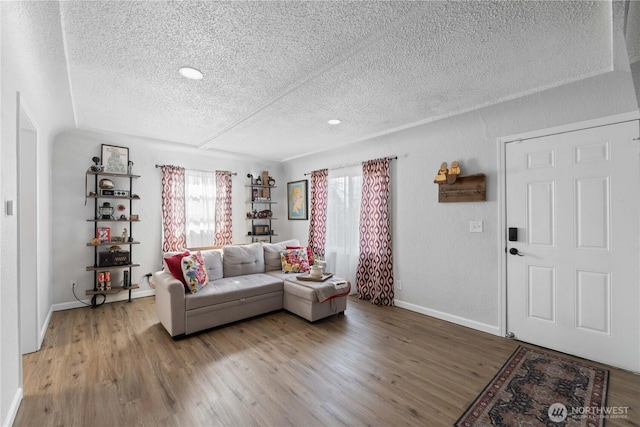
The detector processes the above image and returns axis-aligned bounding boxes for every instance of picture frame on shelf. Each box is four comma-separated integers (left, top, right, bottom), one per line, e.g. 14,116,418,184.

97,227,111,242
287,180,308,220
101,144,129,174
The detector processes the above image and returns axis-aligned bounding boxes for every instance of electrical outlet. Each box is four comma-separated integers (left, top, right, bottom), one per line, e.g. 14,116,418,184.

395,280,403,290
70,279,77,289
469,220,483,233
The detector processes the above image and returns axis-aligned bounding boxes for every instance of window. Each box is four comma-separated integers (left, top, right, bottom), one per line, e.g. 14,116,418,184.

324,165,361,289
184,170,217,248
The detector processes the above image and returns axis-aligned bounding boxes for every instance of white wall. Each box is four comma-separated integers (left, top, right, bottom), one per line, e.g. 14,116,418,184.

51,129,283,308
632,61,640,108
1,2,75,425
280,68,639,334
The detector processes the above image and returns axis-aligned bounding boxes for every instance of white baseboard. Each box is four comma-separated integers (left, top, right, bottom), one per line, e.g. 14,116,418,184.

2,387,23,427
38,307,53,351
394,299,501,336
52,289,155,312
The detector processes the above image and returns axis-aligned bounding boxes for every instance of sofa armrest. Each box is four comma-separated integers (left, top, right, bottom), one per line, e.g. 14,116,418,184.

152,271,186,337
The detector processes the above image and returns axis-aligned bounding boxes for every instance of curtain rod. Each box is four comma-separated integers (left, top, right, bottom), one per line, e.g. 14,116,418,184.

304,156,397,176
155,164,237,176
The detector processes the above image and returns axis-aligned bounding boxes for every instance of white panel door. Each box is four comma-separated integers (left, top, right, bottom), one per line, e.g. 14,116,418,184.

506,120,640,372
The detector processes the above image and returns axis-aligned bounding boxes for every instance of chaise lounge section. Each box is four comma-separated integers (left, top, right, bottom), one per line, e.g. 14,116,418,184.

152,240,349,338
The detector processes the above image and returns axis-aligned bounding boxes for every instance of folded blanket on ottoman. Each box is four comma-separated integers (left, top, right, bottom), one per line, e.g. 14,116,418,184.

290,277,351,303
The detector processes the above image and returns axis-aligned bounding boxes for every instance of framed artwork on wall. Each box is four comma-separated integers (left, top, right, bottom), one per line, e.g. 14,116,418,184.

287,180,308,220
101,144,129,174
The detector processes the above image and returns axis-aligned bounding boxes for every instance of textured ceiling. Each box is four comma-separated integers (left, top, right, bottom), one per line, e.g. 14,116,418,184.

56,0,613,161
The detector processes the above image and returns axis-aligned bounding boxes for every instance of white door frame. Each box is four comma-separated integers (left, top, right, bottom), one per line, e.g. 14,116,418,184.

496,111,640,338
17,94,41,354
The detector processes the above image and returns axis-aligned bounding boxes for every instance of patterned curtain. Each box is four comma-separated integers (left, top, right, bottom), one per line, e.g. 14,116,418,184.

161,165,187,252
308,169,328,258
356,158,394,305
214,171,233,245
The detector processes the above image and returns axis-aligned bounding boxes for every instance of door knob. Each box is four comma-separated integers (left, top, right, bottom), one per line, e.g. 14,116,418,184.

509,248,524,256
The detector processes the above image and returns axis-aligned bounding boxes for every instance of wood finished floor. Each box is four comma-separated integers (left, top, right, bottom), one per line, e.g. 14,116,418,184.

15,296,640,427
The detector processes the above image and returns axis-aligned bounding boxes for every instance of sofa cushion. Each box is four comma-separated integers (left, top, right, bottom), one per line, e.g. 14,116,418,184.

185,273,283,311
181,252,209,294
223,243,265,277
200,249,223,281
280,248,310,273
262,239,300,271
265,270,297,282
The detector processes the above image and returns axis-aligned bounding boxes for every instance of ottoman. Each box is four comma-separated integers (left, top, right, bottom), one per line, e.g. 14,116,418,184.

282,277,349,322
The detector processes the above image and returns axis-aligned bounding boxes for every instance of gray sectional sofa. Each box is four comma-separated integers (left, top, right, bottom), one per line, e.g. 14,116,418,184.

151,239,349,338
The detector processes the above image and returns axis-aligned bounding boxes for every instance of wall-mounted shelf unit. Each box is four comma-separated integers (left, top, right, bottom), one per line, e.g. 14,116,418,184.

246,180,277,243
85,171,140,307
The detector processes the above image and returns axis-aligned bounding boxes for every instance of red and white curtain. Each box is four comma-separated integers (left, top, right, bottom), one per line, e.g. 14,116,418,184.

356,158,394,305
161,165,187,252
308,169,328,258
214,171,233,246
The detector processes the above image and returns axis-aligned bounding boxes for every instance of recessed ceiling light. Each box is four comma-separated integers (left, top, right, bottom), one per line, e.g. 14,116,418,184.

327,119,341,125
179,67,203,80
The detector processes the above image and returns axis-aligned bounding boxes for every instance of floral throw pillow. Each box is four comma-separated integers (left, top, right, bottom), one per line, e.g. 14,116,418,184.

286,245,315,265
280,248,310,273
181,251,209,293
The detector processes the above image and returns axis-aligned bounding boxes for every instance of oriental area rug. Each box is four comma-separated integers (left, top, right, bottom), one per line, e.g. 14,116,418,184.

456,345,609,427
